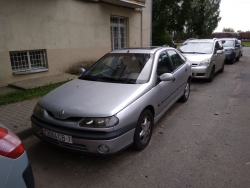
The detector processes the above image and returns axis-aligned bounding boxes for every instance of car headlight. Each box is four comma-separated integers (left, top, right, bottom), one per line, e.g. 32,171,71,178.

33,103,45,117
199,59,210,66
79,116,119,128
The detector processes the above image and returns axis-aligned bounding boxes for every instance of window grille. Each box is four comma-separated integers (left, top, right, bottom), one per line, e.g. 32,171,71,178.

110,16,128,50
10,50,48,74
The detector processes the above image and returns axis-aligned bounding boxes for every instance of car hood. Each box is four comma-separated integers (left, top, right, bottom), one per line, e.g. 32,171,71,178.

38,78,150,119
182,54,211,64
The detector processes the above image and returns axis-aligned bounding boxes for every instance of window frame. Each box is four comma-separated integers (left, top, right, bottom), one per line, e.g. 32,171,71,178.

110,16,128,50
9,49,48,75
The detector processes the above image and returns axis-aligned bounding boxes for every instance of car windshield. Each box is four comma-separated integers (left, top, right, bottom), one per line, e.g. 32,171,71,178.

221,40,234,47
179,42,213,54
79,53,153,84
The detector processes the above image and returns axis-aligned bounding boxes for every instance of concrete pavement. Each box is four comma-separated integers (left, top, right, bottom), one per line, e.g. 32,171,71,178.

0,98,39,138
0,73,77,138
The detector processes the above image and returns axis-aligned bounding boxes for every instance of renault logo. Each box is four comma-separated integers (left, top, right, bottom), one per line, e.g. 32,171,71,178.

59,110,65,117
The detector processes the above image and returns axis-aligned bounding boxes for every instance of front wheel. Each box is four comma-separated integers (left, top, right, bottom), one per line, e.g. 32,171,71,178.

235,53,240,61
180,80,190,102
133,110,153,151
207,67,215,82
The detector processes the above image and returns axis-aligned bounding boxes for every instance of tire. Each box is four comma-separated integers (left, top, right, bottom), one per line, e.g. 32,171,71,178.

229,59,234,64
133,110,153,151
235,54,240,61
180,79,190,102
219,62,224,73
207,67,215,82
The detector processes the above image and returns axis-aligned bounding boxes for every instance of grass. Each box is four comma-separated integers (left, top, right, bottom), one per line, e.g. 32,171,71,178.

0,81,68,106
242,41,250,47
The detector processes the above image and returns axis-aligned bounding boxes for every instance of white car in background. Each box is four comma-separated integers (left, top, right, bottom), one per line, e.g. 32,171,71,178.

0,123,35,188
179,38,225,82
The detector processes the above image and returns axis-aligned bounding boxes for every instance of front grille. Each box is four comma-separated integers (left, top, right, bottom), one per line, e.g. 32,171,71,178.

197,73,205,76
46,110,83,121
40,134,88,152
192,64,198,67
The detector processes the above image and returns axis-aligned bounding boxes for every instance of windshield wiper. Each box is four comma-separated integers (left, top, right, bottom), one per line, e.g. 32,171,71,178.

99,74,136,84
98,75,117,82
121,79,136,84
78,75,98,81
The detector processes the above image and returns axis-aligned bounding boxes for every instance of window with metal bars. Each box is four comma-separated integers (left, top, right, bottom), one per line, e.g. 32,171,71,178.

9,50,48,74
110,16,128,50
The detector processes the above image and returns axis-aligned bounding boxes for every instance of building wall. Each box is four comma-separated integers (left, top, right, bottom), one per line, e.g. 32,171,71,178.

0,0,152,87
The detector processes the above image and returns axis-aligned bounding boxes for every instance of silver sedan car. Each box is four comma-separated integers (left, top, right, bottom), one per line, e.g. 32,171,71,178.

0,123,35,188
31,47,192,155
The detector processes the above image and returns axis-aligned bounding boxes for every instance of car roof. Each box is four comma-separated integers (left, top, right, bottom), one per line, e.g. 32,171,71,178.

219,38,236,40
110,46,175,54
184,39,215,43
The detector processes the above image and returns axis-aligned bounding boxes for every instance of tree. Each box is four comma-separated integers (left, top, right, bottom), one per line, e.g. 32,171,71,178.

185,0,221,38
152,0,221,45
223,28,235,32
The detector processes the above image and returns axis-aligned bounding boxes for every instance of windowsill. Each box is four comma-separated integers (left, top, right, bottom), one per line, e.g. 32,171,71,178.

13,68,49,75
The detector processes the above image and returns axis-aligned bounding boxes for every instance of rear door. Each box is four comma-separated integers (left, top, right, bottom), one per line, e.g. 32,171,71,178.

214,41,224,72
167,49,188,99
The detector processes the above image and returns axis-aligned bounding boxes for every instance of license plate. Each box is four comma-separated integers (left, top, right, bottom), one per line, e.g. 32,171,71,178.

43,128,73,144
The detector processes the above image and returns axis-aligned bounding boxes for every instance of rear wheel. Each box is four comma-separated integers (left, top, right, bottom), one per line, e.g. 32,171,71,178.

180,80,190,102
207,67,215,82
133,110,153,151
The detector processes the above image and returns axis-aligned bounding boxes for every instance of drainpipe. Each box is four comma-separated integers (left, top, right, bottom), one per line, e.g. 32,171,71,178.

140,8,143,47
150,0,152,46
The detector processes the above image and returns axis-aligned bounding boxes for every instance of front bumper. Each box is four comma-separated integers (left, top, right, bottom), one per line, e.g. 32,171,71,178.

191,66,212,79
31,115,136,155
225,52,235,60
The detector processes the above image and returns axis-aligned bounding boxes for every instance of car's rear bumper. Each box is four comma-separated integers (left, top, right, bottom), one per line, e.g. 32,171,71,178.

191,66,212,79
31,115,135,155
2,152,35,188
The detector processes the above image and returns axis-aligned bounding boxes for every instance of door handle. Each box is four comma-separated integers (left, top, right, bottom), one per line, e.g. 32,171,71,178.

173,77,176,82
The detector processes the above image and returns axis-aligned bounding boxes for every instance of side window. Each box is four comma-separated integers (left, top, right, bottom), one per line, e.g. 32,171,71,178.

218,41,223,50
167,50,184,70
215,42,219,50
216,41,223,50
156,51,174,76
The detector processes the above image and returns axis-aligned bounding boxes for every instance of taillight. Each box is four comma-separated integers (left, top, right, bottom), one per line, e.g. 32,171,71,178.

0,126,25,159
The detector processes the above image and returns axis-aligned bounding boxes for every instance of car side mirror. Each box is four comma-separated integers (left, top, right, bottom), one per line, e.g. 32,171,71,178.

216,50,223,54
160,73,174,81
79,68,86,74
